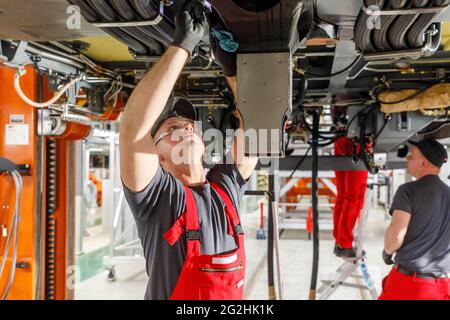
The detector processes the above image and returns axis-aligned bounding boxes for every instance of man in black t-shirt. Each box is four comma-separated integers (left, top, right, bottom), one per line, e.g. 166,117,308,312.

119,2,257,300
379,138,450,300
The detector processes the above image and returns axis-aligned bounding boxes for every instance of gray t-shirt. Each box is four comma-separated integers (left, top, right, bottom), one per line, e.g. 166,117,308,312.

122,161,247,300
389,174,450,275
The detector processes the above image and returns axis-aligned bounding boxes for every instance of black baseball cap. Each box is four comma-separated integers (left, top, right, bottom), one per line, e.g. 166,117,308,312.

151,97,197,138
408,138,448,168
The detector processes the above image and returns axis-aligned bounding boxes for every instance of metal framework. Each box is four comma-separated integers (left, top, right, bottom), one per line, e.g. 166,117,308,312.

102,189,144,281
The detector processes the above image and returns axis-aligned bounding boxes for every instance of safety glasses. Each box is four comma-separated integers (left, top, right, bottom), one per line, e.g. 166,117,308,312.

154,118,200,146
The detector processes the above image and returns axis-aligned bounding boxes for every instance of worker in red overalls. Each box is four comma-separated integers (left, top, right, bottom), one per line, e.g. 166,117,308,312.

119,1,258,300
333,136,368,257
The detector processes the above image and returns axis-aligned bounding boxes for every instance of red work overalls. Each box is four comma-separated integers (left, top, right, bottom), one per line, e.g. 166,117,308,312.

163,181,246,300
333,136,368,248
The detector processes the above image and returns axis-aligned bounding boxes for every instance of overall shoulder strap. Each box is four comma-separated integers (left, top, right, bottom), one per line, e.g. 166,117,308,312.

163,186,201,253
209,181,243,236
184,186,200,233
183,186,201,255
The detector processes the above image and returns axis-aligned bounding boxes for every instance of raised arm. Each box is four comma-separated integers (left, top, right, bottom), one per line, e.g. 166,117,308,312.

120,47,188,192
226,76,258,180
208,23,258,180
120,2,205,192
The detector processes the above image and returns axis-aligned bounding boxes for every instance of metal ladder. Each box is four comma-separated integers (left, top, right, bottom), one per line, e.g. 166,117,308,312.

317,184,379,300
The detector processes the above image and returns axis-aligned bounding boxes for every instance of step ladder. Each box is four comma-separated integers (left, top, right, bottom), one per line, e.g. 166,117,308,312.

317,185,379,300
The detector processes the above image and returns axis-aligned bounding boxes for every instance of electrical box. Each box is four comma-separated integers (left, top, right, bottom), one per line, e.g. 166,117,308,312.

237,52,292,157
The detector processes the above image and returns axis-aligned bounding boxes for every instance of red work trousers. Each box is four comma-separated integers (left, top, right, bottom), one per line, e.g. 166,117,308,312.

379,267,450,300
333,136,368,249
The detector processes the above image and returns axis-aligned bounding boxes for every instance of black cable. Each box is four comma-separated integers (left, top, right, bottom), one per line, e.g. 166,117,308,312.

288,145,312,179
308,133,347,147
305,55,362,78
304,125,338,140
302,122,336,135
300,110,346,147
293,75,307,109
345,105,372,133
377,82,442,105
267,172,275,300
309,109,320,300
356,106,379,174
301,105,373,148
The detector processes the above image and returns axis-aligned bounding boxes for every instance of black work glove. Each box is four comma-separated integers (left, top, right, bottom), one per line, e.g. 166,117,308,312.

382,250,394,265
172,1,206,56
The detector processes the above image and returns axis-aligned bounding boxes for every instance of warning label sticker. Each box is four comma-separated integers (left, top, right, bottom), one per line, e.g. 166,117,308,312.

5,124,29,146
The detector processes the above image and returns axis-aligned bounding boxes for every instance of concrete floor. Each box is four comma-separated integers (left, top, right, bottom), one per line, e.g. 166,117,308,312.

75,204,392,300
82,224,110,253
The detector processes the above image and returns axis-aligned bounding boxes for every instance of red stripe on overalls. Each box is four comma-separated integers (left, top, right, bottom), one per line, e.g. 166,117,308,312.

163,182,246,300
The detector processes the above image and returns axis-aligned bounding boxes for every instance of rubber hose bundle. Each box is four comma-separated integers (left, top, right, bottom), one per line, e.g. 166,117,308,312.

68,0,178,55
354,0,448,52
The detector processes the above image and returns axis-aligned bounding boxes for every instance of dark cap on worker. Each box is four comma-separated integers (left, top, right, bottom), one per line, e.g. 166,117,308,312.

408,138,448,168
151,97,197,138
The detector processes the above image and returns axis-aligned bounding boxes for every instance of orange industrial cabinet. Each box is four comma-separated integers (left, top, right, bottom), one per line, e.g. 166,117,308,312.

0,65,89,299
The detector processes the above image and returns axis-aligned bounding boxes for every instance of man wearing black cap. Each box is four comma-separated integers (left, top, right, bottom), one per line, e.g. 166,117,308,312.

119,1,257,300
379,138,450,300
